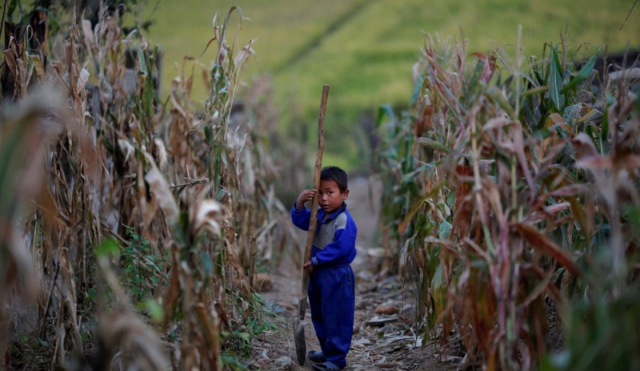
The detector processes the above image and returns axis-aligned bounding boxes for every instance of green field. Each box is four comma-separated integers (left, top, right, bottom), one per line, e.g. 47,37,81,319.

140,0,639,168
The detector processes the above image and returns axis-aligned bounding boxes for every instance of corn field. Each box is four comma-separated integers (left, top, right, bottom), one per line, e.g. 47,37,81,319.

377,33,640,370
2,1,639,370
0,3,299,370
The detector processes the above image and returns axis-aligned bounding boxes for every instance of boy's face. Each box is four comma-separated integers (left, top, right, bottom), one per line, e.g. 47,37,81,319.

319,179,349,214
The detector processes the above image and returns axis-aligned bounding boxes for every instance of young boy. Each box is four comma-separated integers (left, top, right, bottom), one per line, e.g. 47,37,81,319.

291,166,357,371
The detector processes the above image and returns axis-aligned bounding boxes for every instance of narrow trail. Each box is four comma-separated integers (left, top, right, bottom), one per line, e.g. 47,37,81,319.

250,177,455,370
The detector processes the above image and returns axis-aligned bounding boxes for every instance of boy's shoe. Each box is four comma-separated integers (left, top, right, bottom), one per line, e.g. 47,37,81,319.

312,361,342,371
307,351,326,363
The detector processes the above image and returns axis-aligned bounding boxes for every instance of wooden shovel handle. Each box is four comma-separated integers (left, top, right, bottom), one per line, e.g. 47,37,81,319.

298,84,329,320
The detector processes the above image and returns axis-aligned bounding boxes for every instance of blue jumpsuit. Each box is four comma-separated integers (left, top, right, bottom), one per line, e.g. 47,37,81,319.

291,202,357,369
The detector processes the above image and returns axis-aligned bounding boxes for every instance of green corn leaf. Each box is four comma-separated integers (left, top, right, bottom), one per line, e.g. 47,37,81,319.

600,101,609,146
417,137,452,154
522,85,549,97
523,98,537,127
431,264,445,291
7,0,18,18
561,52,598,93
564,103,583,125
438,221,452,239
199,251,215,278
500,71,515,90
398,181,445,234
136,44,148,77
549,47,565,111
486,86,515,118
467,59,485,96
376,104,396,128
411,72,426,106
533,69,545,86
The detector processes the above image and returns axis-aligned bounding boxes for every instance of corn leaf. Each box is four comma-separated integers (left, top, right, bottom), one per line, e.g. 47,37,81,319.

417,137,452,154
561,52,597,93
376,104,396,128
411,72,426,106
398,182,445,234
575,108,601,124
549,47,565,111
513,223,581,277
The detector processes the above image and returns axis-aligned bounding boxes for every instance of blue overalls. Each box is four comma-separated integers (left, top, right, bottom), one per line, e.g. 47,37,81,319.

291,202,357,369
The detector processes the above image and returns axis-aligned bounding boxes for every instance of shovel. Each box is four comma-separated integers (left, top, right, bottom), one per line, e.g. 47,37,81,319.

293,84,329,366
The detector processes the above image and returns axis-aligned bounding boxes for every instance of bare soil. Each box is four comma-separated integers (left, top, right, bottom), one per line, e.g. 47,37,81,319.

249,177,456,370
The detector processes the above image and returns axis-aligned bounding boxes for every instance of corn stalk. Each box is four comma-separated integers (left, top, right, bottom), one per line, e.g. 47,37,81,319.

1,3,289,370
377,35,640,370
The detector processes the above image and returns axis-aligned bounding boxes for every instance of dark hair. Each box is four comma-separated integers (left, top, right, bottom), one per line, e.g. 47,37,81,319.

320,166,348,192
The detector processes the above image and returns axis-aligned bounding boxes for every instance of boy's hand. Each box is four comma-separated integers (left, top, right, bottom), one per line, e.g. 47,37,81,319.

295,189,317,209
303,260,315,274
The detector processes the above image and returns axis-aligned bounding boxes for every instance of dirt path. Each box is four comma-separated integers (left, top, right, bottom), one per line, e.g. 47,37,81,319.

250,177,455,370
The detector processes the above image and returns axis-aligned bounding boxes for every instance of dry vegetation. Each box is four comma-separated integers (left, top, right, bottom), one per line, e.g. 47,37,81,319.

377,33,640,370
0,4,299,370
2,1,640,371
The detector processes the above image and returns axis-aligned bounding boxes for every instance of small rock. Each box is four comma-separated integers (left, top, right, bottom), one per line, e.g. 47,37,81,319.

359,283,378,294
353,337,372,346
274,356,292,370
366,247,387,257
375,305,399,315
356,270,372,278
265,301,287,315
253,273,272,292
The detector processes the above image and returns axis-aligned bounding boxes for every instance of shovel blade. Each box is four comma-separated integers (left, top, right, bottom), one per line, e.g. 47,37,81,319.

292,317,306,365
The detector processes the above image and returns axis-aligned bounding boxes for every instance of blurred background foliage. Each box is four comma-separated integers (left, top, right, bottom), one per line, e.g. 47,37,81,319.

136,0,639,171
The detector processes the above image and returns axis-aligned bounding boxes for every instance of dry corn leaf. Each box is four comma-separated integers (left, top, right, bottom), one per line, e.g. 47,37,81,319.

193,199,223,237
548,184,591,197
513,223,581,277
145,167,179,227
